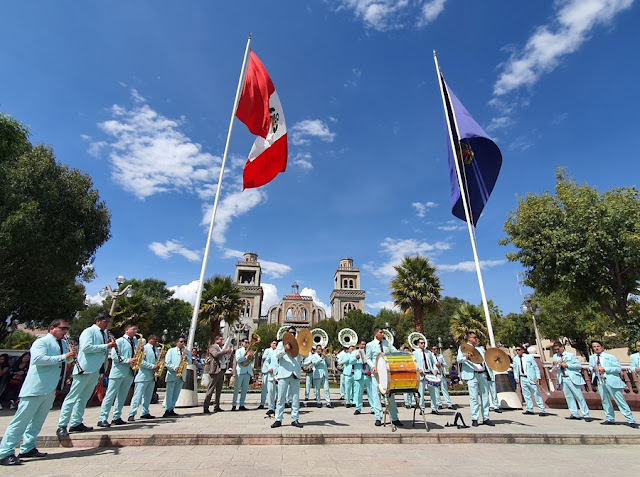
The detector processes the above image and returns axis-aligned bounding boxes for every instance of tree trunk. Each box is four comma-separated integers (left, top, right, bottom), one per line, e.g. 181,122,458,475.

208,318,221,346
414,303,423,333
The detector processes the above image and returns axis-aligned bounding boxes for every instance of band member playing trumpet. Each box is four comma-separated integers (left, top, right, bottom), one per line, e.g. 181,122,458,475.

589,340,638,428
231,338,253,411
367,327,402,427
128,334,160,421
304,345,333,408
0,320,75,466
203,335,232,414
57,312,117,437
457,332,494,427
98,323,138,427
513,346,547,417
413,339,439,414
431,345,454,410
339,345,356,407
163,336,191,417
271,327,304,428
552,342,591,421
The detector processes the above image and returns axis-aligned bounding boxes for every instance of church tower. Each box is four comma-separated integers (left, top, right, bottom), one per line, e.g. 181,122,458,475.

234,252,264,328
330,258,365,320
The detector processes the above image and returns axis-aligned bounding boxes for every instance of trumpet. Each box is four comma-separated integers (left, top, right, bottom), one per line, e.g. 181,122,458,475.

153,344,167,378
240,333,261,367
130,334,146,371
65,335,83,374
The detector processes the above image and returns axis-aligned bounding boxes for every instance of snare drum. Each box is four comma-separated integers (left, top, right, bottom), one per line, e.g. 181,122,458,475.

423,373,442,387
375,352,420,394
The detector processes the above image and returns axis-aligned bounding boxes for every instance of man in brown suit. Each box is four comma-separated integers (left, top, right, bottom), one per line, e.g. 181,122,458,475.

203,335,232,414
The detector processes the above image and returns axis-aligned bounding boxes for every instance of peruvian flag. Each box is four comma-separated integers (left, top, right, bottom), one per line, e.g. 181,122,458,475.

236,51,287,189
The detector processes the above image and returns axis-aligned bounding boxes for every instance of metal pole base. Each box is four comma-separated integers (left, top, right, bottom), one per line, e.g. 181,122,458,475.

495,372,522,409
176,364,199,407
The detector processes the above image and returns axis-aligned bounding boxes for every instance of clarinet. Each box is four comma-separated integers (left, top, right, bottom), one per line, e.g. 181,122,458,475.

65,335,84,374
109,332,123,362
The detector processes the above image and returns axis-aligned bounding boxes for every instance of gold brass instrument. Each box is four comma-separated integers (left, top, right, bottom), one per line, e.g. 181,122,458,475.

297,328,313,356
239,333,261,367
407,331,427,351
338,328,358,348
282,331,299,358
153,344,167,378
485,347,511,373
175,348,188,378
130,334,146,371
311,328,328,348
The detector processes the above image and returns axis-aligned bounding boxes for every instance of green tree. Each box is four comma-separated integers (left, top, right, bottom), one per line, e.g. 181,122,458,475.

493,312,535,348
199,275,243,345
341,309,376,343
425,296,468,350
374,308,413,349
0,113,111,340
389,255,442,334
314,318,339,352
501,168,640,342
254,323,279,353
0,329,37,350
450,304,488,345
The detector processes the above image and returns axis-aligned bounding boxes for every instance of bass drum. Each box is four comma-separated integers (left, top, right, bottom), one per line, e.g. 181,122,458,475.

375,352,419,394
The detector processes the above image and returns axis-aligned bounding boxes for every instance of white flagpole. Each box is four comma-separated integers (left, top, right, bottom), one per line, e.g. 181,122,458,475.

185,35,252,352
433,51,496,348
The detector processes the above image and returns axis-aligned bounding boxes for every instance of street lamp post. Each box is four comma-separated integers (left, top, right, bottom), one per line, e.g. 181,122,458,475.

521,294,545,363
99,275,134,317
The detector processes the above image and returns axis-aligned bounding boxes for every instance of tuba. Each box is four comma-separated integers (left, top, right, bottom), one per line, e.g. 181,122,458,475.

239,333,261,367
311,328,329,349
153,344,167,378
338,328,358,348
407,332,427,351
131,334,147,371
276,325,290,340
175,348,188,378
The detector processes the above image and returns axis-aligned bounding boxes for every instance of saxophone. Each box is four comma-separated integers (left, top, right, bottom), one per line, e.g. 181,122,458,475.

130,334,146,371
239,333,261,367
175,348,188,378
153,344,167,378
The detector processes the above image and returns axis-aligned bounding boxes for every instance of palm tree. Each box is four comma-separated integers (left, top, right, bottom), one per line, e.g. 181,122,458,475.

450,303,488,345
389,255,442,334
199,275,243,345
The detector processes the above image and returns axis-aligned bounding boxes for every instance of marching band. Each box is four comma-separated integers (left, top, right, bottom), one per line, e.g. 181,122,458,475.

1,312,639,466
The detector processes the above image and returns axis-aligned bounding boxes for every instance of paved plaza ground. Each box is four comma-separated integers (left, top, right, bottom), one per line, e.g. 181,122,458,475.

0,390,638,476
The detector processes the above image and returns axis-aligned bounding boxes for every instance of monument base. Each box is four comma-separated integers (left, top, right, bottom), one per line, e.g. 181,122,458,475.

176,364,199,407
495,372,522,409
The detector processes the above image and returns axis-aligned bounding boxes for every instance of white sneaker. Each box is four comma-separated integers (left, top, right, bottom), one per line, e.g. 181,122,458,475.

9,400,16,410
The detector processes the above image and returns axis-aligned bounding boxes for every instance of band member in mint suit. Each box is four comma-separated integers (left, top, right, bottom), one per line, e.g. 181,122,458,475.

231,338,253,411
0,319,75,466
413,339,439,414
367,327,402,427
128,334,160,421
271,327,304,428
259,340,277,410
589,340,638,428
163,336,191,417
305,345,332,408
457,331,494,427
552,341,591,421
630,339,640,382
352,340,375,415
431,344,454,410
57,312,117,437
98,323,138,427
513,346,547,416
339,345,356,407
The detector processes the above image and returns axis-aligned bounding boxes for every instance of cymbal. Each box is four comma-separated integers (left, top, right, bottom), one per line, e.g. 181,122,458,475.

460,343,483,364
485,347,511,372
297,328,313,356
282,332,299,358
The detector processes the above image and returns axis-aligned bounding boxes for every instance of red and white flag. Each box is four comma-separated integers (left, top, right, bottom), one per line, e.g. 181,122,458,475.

236,51,287,189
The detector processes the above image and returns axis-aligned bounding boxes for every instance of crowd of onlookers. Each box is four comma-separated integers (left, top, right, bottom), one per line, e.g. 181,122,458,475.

0,352,32,410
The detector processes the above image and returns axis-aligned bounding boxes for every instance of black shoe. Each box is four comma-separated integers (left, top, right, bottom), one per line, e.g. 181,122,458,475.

565,415,581,420
291,420,304,428
447,406,455,410
339,396,344,400
285,403,291,409
405,405,411,409
438,405,443,410
601,420,616,425
97,420,111,428
140,414,155,419
239,406,248,411
112,418,127,425
299,402,305,408
127,416,135,422
538,412,549,417
493,408,503,413
169,410,178,417
392,420,404,427
69,423,93,432
431,410,441,415
56,427,69,438
522,411,534,415
317,403,322,408
0,455,21,466
266,409,275,416
18,448,47,458
354,410,361,415
162,411,171,418
203,408,211,414
326,403,333,408
472,420,479,427
271,420,282,428
375,420,382,427
257,405,265,410
214,407,224,413
629,423,639,429
231,406,237,411
484,419,495,427
584,417,593,422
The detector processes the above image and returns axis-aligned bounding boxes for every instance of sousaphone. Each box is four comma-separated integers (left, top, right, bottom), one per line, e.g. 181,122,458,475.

282,332,299,358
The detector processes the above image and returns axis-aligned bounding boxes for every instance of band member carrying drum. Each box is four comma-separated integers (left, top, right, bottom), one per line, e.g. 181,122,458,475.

366,327,402,428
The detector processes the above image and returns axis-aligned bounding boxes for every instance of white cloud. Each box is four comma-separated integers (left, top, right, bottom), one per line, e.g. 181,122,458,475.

417,0,448,27
85,292,105,305
261,283,280,315
486,116,513,133
334,0,448,31
90,93,221,199
364,237,452,279
149,240,201,262
439,259,507,272
222,249,292,279
344,68,363,88
366,300,399,312
412,201,438,217
169,279,200,305
437,220,466,231
493,0,633,97
292,152,313,170
290,119,336,146
300,287,332,317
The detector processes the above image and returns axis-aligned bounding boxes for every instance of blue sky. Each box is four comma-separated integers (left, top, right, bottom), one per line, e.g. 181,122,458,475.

2,0,639,319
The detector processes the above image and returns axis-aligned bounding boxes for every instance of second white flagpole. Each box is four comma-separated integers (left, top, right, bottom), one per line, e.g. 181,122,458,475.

433,50,496,348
